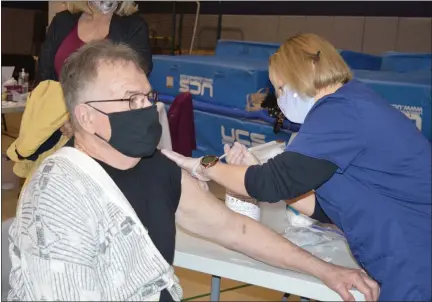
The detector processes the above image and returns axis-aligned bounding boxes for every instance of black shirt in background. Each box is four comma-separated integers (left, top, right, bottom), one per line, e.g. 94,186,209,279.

96,150,181,302
38,10,152,83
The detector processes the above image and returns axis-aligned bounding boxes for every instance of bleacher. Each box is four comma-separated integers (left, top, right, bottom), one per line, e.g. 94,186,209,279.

150,40,431,157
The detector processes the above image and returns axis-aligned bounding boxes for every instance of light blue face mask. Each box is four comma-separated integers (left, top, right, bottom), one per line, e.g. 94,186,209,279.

277,85,315,124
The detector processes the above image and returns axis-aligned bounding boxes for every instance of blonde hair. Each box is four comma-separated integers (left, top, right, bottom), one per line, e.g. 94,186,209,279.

269,33,353,97
65,1,138,17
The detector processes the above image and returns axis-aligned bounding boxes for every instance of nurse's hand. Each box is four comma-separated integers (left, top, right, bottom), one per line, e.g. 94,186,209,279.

161,149,210,181
322,266,379,301
224,142,260,166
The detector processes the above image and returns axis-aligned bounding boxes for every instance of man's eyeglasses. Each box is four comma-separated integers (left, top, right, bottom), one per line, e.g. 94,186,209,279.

85,91,159,110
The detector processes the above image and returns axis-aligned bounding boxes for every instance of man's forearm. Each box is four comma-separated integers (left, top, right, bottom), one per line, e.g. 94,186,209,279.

220,211,328,279
206,162,250,197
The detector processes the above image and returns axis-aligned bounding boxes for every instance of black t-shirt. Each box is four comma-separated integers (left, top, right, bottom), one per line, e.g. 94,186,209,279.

96,150,182,302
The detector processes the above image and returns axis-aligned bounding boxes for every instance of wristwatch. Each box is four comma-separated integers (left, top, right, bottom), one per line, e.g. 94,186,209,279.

191,155,219,181
200,155,219,169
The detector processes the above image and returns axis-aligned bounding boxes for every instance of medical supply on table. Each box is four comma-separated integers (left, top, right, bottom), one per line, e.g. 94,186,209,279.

284,227,333,247
284,207,345,247
223,141,288,220
23,75,29,94
3,72,29,102
225,192,261,221
286,205,300,215
18,69,25,85
18,69,29,94
1,66,14,84
286,205,315,227
3,85,22,102
224,144,262,221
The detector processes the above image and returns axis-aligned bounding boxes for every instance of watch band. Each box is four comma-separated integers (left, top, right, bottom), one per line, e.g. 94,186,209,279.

200,155,219,169
191,158,211,181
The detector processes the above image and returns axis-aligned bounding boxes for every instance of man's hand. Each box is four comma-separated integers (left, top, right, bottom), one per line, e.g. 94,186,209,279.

321,265,380,301
176,171,379,301
161,149,210,181
224,142,260,166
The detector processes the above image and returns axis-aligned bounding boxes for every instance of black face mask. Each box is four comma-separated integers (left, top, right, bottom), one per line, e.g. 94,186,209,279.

94,105,162,158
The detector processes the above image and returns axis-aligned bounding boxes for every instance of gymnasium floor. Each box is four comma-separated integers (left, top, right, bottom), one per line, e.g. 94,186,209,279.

1,112,301,301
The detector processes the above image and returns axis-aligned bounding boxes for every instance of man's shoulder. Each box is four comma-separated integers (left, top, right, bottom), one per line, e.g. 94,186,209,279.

138,150,181,173
25,153,98,205
137,150,182,198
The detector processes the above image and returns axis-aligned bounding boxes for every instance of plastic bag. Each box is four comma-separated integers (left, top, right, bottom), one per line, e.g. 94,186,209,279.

283,206,345,247
286,206,316,227
283,227,334,247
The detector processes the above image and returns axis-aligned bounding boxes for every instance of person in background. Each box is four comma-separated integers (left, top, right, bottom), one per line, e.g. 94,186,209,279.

8,40,378,302
11,1,151,187
162,33,431,301
38,1,152,138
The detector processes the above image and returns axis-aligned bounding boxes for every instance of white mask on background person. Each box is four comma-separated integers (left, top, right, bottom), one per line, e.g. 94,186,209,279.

277,85,315,124
89,1,119,14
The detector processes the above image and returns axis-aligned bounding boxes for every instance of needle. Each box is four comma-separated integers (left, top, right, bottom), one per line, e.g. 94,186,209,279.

219,147,252,161
219,153,228,160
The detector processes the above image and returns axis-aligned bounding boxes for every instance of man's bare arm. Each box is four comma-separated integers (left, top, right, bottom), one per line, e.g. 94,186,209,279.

175,170,329,277
174,171,379,301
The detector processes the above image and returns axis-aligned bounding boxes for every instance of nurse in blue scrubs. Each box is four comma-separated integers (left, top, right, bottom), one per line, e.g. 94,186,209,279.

163,33,432,301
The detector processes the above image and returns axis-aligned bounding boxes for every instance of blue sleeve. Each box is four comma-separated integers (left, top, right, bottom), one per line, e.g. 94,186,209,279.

287,97,365,172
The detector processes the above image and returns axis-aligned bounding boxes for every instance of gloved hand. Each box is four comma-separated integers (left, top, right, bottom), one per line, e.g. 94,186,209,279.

161,149,210,181
224,142,261,166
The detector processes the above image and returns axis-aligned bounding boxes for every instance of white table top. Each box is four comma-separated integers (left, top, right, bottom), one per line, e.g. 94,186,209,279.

174,202,364,301
1,101,26,114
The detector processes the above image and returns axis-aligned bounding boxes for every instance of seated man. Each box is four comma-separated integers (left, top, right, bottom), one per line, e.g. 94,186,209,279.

8,40,378,301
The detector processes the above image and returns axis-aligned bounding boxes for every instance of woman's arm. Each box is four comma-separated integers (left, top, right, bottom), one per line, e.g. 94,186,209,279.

175,170,379,302
286,191,316,216
205,151,338,202
127,17,153,75
161,148,337,203
286,192,334,224
205,163,250,195
36,14,61,82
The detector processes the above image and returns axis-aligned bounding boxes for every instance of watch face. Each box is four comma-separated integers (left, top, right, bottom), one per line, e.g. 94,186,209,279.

202,155,218,165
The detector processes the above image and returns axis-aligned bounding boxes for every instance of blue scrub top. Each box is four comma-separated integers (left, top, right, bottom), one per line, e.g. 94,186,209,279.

287,80,431,301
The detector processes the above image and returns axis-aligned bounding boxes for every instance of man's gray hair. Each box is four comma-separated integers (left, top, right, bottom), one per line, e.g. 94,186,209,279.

60,40,147,115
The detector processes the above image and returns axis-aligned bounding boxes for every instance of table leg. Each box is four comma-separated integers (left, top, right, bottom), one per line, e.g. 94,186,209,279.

282,293,291,301
210,275,221,301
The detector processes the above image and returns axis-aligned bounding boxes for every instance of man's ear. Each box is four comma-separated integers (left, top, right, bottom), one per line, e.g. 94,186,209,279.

74,104,95,134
